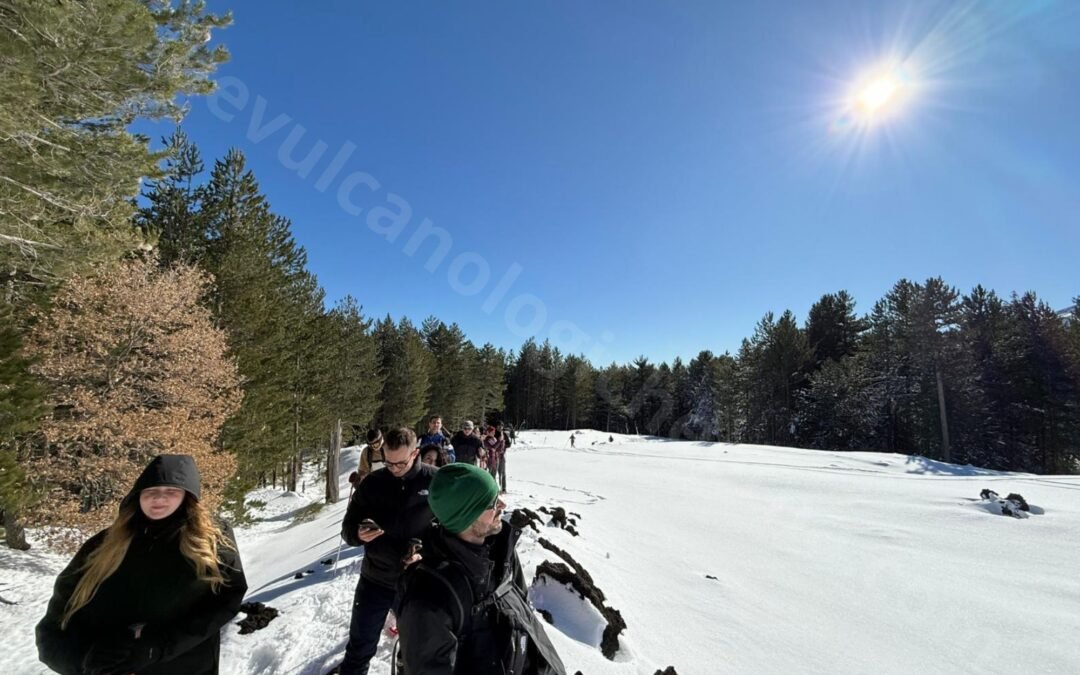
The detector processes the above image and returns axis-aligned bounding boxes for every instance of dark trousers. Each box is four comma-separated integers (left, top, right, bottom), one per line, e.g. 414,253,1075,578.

341,575,397,675
497,455,507,491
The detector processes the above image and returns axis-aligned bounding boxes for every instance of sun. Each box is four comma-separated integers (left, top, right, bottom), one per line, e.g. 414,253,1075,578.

847,64,913,123
857,75,901,113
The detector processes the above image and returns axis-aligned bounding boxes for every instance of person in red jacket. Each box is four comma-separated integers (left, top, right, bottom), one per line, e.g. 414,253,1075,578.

483,425,507,491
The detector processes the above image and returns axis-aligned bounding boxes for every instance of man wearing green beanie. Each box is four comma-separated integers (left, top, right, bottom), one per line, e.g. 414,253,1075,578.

397,463,566,674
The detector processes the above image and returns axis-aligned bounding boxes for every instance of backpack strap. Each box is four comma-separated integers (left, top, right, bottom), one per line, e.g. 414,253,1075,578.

415,561,475,634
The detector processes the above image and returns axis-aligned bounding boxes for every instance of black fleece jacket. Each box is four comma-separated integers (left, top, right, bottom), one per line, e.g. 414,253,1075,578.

341,459,436,589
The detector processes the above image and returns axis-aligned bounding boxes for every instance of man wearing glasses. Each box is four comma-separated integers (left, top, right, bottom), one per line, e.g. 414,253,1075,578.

397,464,567,675
339,427,435,675
451,419,483,466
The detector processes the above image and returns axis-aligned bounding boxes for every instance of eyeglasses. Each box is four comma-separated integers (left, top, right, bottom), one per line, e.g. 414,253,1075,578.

384,448,418,469
487,494,505,511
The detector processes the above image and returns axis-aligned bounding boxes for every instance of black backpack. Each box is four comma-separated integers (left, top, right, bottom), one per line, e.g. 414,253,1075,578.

397,560,531,674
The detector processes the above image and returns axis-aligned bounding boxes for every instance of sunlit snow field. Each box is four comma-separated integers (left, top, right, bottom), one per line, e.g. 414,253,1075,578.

4,431,1080,674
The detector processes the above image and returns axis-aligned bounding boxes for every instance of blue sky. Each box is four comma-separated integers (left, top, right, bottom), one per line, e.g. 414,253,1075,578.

151,0,1080,365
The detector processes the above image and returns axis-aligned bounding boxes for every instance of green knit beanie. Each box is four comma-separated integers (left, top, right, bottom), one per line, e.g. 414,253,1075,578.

428,463,500,534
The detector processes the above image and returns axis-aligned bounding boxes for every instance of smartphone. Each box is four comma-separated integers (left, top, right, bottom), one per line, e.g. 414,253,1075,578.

358,519,380,532
402,538,423,563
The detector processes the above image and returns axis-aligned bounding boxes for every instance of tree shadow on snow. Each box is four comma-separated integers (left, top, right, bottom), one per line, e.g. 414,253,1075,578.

904,455,1007,476
245,545,364,605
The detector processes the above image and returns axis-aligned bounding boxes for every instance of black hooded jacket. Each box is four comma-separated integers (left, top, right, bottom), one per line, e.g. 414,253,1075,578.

450,431,483,465
341,459,436,589
36,456,247,675
396,523,567,675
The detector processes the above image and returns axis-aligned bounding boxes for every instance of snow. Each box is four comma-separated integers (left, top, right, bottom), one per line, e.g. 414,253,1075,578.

5,432,1080,674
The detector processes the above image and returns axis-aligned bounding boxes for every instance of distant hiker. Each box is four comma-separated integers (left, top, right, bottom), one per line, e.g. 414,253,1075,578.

397,464,567,675
483,425,506,490
356,429,386,483
419,415,455,463
420,443,450,468
608,435,613,443
37,455,246,675
495,426,509,492
569,434,575,448
340,427,435,675
451,420,483,466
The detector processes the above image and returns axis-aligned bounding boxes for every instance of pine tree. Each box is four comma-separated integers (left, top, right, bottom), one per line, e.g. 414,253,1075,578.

950,286,1011,467
474,343,507,426
668,357,691,437
684,351,721,440
592,363,628,433
138,129,206,266
0,301,46,549
1001,293,1079,472
422,318,473,426
281,272,333,490
798,352,879,450
374,317,432,429
557,355,595,430
506,339,542,427
323,296,382,430
714,353,740,442
536,341,562,428
199,149,312,482
806,291,864,366
740,311,812,445
0,0,229,298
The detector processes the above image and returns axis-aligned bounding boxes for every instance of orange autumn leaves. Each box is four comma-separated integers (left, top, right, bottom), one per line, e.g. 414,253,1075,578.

24,256,242,533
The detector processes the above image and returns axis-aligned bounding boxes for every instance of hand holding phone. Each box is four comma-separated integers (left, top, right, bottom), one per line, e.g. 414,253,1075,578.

402,538,423,566
357,518,383,543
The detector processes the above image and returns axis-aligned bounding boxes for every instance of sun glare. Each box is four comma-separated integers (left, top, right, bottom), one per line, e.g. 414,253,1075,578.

858,75,900,113
838,63,915,129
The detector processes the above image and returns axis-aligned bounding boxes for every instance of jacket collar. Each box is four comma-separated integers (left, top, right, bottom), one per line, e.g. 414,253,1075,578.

432,521,520,596
401,457,423,481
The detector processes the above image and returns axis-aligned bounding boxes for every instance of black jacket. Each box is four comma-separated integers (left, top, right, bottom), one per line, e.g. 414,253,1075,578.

36,513,246,675
397,524,567,675
450,432,483,465
341,460,436,589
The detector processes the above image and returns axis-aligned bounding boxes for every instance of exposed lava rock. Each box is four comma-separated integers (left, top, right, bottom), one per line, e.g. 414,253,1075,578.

510,507,544,532
1005,493,1029,511
237,602,279,634
534,557,625,659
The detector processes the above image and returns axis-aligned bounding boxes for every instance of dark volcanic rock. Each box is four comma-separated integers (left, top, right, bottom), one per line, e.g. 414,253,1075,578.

237,602,279,635
510,507,544,532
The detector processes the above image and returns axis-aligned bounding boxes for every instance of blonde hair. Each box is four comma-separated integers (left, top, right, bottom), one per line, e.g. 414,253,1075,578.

61,495,233,628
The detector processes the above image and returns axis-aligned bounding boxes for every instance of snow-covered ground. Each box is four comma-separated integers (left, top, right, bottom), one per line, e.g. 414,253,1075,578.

4,431,1080,674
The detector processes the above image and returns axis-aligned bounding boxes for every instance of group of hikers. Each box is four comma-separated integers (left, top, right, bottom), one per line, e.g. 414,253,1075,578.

35,416,567,675
354,416,514,493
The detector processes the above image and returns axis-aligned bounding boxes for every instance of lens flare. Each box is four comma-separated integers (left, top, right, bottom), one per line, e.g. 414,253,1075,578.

848,63,914,124
858,75,901,112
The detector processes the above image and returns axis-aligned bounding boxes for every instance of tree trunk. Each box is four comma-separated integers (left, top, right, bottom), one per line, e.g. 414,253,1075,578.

2,508,30,551
327,419,341,503
936,368,950,463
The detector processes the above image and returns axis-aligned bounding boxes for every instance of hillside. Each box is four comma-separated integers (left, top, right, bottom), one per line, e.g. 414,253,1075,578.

4,431,1080,674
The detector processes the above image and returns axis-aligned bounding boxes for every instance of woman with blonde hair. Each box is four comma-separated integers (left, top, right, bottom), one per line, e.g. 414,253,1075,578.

36,455,247,675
